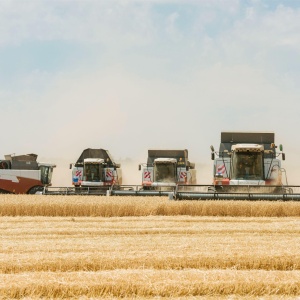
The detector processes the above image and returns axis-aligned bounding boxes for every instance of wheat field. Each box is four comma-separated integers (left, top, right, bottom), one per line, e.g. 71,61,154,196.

1,194,300,217
1,195,300,298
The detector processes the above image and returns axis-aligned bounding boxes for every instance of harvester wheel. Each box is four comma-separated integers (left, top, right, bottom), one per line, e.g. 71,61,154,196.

28,186,43,194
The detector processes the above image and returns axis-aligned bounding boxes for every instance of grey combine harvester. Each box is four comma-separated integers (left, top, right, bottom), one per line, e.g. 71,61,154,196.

139,149,197,191
175,131,300,200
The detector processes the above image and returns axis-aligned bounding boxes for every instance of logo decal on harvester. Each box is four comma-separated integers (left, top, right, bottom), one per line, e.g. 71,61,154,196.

144,171,151,179
75,170,82,177
106,170,113,178
217,164,225,174
180,172,187,179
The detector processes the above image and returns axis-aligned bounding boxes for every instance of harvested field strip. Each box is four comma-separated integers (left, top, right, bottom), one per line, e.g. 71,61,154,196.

1,270,300,298
2,216,300,273
1,195,300,217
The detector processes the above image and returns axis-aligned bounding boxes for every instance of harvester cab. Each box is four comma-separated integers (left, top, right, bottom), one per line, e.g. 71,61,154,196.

139,149,197,190
153,158,177,184
210,132,286,191
38,163,56,185
83,158,105,183
71,148,122,189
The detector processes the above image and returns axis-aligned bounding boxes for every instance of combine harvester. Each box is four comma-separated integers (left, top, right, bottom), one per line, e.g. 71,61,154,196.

71,148,122,194
0,153,56,194
44,148,123,195
175,132,300,200
139,149,197,191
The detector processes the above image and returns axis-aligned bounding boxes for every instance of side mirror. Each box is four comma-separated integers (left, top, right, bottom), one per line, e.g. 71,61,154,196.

210,145,214,152
138,164,141,171
282,153,285,160
279,144,283,151
211,153,215,160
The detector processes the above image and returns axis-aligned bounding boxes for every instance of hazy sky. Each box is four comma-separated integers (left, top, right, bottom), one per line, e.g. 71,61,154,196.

1,0,300,183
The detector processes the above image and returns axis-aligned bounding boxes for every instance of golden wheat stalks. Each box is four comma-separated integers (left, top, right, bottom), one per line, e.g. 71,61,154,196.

1,270,300,298
1,195,300,217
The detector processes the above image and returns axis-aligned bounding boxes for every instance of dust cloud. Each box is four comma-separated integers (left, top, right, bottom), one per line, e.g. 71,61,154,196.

120,160,141,185
48,158,72,187
195,163,213,184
